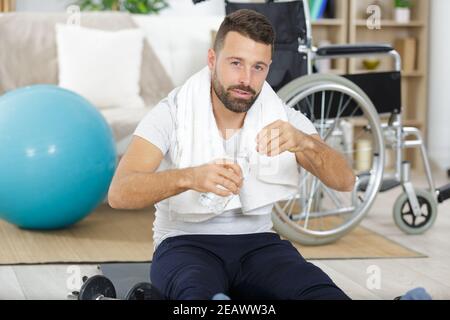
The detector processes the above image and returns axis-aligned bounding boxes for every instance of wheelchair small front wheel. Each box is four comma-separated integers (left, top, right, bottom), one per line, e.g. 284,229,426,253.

393,189,438,235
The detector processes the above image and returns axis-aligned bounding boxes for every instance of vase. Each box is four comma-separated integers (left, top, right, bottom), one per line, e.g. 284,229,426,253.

394,8,411,23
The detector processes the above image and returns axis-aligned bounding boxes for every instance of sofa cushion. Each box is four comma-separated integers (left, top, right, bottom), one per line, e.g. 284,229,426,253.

56,24,145,109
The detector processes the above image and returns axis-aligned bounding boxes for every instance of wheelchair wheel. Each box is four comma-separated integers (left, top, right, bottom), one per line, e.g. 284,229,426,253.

272,73,385,245
393,189,438,235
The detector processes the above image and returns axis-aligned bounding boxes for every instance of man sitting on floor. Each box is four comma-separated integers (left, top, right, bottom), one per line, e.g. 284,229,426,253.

108,9,357,300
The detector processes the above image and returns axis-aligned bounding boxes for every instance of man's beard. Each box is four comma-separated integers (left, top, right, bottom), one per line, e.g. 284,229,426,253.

212,72,260,114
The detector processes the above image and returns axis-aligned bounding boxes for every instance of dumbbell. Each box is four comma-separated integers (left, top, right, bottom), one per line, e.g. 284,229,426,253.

70,275,162,300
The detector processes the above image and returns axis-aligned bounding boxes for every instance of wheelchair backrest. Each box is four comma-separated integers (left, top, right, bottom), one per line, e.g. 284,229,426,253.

225,0,310,92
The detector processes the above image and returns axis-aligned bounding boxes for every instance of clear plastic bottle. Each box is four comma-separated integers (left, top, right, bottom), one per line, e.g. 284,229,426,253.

198,152,250,215
198,189,236,215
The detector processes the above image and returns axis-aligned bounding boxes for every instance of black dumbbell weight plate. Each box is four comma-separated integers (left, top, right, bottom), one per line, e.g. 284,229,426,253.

79,275,117,300
125,282,155,300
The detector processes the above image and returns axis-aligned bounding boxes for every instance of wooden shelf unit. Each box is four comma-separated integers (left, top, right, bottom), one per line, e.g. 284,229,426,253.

354,19,425,27
311,0,349,74
349,0,429,171
0,0,15,12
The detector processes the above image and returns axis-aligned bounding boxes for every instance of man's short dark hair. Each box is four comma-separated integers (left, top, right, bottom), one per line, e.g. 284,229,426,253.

213,9,275,57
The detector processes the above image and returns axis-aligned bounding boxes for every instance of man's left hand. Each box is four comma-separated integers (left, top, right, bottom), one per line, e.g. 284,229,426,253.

256,120,307,157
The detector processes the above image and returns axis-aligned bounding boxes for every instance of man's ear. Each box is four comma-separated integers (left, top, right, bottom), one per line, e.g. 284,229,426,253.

207,48,216,71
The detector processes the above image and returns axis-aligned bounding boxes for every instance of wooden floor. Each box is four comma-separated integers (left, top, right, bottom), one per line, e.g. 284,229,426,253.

1,172,449,300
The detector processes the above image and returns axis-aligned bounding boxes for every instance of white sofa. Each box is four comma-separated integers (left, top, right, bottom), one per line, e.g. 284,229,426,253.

0,12,224,155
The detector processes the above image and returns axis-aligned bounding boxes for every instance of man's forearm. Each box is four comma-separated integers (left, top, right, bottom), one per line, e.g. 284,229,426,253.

295,133,355,192
108,168,192,210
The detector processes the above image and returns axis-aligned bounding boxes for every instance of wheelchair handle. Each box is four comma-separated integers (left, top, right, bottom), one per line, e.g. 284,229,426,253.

313,45,402,72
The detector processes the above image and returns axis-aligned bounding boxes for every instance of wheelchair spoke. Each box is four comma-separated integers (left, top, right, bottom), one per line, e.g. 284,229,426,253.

322,184,343,208
402,201,411,214
303,181,316,229
304,94,315,123
287,197,297,218
303,176,322,230
281,171,312,219
320,91,326,137
281,197,293,212
330,95,352,128
322,95,353,142
348,102,362,118
411,214,417,226
325,91,335,120
323,110,340,142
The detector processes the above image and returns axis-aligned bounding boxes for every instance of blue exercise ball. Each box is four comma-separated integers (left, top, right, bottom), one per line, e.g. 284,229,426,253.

0,85,117,229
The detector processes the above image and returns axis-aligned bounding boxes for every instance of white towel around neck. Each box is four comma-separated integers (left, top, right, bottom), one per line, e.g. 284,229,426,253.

166,66,300,222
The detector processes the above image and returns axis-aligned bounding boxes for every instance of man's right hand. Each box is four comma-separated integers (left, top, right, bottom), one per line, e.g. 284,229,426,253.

187,159,244,197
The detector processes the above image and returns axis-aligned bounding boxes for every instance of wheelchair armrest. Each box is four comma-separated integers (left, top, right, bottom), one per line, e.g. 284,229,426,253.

316,44,394,57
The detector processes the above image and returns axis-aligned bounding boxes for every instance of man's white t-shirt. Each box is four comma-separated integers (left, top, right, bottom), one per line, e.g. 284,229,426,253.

134,98,318,249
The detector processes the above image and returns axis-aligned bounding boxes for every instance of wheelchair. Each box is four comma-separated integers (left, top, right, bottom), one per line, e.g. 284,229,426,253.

221,0,450,245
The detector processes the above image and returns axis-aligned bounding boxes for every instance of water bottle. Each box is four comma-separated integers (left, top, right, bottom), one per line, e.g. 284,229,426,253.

198,152,250,215
198,189,235,215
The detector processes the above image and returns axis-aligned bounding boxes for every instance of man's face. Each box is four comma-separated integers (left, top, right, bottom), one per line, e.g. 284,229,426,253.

208,31,272,114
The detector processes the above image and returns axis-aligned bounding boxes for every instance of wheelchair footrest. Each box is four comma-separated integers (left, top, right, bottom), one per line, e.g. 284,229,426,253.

437,183,450,203
358,176,401,193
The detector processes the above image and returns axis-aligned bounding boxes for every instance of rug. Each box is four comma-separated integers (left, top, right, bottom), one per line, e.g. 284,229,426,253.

0,204,425,265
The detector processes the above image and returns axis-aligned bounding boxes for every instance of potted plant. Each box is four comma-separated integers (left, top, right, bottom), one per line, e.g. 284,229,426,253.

75,0,169,14
394,0,412,23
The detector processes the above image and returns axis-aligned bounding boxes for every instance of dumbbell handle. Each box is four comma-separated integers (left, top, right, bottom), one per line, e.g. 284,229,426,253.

67,292,119,300
94,294,120,300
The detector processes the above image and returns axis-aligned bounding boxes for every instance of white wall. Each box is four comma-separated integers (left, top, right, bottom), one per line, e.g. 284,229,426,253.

428,0,450,170
16,0,73,12
162,0,225,16
15,0,225,14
